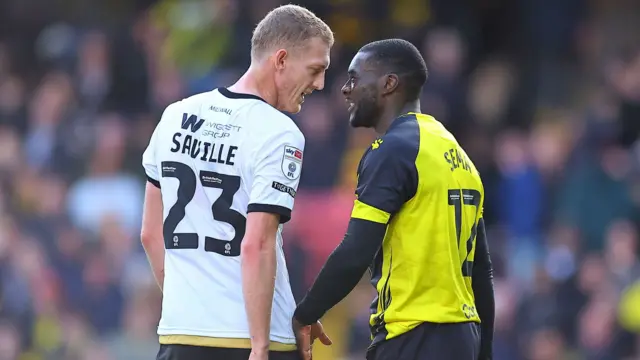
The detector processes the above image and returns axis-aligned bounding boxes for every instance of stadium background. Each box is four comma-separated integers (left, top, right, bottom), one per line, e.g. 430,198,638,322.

1,0,640,359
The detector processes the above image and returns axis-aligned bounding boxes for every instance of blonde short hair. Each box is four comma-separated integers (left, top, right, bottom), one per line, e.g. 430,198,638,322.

251,4,334,61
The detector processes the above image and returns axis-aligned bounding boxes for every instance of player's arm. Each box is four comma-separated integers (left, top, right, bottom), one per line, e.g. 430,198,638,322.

472,217,494,360
140,122,165,292
141,182,165,291
242,125,305,354
293,216,387,325
294,136,418,325
242,211,280,355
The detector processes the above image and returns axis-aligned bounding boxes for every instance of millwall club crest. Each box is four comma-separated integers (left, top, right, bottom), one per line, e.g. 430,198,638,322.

281,145,303,180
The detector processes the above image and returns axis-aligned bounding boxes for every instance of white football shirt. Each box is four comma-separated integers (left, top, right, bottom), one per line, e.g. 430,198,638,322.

142,88,304,344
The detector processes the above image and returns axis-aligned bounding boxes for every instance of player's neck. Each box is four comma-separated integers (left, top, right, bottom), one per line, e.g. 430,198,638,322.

229,65,278,107
375,101,421,134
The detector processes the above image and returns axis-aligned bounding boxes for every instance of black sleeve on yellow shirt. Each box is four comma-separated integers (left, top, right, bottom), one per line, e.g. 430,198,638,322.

354,120,419,218
472,218,495,360
293,217,387,325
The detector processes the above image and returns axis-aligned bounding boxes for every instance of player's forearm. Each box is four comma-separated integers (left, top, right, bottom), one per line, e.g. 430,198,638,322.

241,240,277,351
295,218,386,325
473,273,494,359
471,219,495,359
141,234,165,292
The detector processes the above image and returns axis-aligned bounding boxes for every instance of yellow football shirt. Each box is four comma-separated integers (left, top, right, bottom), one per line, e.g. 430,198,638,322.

350,112,485,344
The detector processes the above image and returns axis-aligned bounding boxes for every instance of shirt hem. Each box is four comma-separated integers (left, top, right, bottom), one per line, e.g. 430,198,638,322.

157,327,295,344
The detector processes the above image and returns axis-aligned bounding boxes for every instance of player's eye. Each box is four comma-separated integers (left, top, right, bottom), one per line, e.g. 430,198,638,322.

347,76,356,88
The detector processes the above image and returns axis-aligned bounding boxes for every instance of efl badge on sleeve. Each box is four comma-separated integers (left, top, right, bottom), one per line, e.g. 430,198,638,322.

281,145,303,180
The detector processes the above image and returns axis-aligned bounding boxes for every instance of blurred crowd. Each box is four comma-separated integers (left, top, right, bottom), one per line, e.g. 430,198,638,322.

1,0,640,359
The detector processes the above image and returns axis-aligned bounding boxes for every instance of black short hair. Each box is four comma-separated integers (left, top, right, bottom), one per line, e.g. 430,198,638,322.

359,39,428,101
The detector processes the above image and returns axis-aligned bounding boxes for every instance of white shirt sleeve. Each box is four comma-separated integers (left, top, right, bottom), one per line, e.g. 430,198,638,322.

142,119,161,188
247,127,305,224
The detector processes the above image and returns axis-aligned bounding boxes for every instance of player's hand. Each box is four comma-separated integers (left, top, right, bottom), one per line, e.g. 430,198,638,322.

309,321,332,346
292,317,332,360
248,348,268,360
292,317,313,360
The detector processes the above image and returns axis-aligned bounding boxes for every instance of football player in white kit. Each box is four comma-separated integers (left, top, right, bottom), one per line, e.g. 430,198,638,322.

140,5,333,360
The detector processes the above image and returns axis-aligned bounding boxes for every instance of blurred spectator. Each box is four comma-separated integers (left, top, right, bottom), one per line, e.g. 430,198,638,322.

495,129,544,284
66,116,144,235
76,30,112,111
296,94,347,189
421,28,468,133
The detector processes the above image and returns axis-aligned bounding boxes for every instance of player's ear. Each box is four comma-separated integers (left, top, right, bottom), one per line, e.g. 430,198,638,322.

381,74,399,95
274,49,288,70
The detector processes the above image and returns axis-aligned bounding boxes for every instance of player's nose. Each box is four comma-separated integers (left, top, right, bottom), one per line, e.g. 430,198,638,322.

341,82,350,96
312,75,325,91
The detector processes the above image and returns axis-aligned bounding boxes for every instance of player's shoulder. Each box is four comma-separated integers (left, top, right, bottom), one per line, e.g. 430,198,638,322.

244,101,304,144
163,88,260,113
373,114,421,157
410,112,459,145
247,101,301,131
179,90,217,108
210,87,300,135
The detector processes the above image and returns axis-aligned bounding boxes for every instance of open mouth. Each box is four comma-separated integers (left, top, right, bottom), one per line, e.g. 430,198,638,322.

301,91,312,104
346,99,355,112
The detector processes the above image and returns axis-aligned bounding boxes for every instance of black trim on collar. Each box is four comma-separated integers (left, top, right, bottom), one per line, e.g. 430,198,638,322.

217,87,267,103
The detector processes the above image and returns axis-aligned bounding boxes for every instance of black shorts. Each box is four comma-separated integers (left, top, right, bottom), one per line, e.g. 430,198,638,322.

366,322,480,360
156,344,302,360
